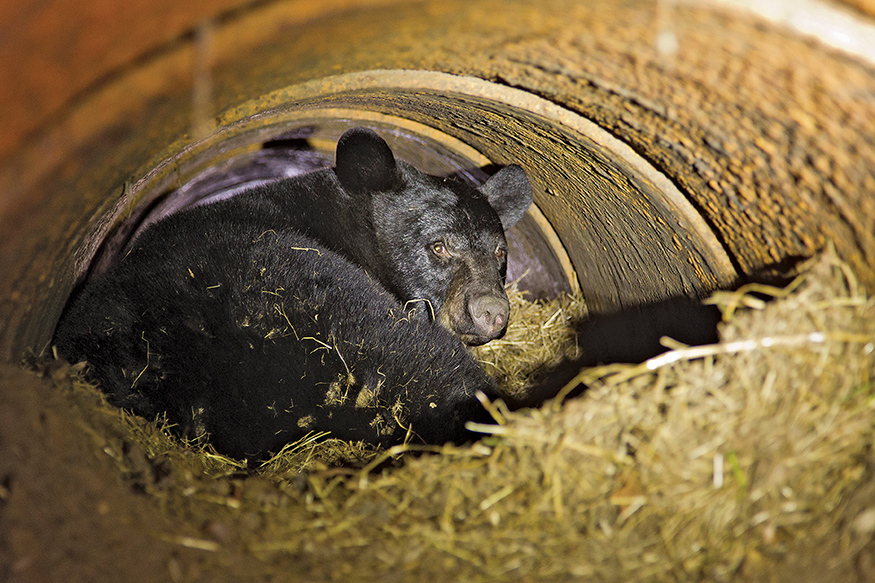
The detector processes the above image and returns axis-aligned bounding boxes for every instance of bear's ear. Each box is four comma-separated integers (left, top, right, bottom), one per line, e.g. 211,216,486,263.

479,165,533,230
334,128,402,194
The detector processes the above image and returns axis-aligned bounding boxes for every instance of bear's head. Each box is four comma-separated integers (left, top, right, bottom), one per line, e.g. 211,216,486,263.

334,127,533,345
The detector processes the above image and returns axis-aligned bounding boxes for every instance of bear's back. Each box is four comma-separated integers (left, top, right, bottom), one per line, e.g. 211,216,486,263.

56,207,496,459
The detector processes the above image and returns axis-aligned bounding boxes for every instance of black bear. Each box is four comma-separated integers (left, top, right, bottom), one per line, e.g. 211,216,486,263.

54,127,532,461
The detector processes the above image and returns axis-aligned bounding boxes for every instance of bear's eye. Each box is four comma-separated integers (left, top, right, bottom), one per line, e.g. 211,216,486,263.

431,241,451,258
495,246,507,261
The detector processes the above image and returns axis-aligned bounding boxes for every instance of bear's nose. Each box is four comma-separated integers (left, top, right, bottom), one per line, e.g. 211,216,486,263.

469,295,510,339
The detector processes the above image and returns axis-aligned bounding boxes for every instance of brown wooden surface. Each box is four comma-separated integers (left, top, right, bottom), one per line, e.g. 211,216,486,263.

0,0,252,161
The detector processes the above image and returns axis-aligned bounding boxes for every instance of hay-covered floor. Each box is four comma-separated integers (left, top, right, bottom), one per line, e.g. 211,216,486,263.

17,251,875,582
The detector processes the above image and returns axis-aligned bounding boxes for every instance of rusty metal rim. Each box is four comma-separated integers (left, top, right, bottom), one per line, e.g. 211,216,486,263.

251,69,736,289
126,69,737,293
263,69,736,289
116,105,580,297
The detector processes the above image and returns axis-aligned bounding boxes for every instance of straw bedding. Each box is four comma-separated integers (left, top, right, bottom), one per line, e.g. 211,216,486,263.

31,250,875,581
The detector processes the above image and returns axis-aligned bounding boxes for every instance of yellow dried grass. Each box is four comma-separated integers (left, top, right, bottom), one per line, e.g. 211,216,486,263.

34,250,875,581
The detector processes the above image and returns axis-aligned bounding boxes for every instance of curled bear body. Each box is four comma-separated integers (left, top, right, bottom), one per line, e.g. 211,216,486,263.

54,128,533,460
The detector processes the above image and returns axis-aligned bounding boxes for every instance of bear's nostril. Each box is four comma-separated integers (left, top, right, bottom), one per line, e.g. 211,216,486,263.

470,296,510,336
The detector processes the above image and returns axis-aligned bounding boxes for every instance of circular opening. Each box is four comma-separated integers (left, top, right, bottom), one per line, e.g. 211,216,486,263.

75,70,737,309
60,71,737,370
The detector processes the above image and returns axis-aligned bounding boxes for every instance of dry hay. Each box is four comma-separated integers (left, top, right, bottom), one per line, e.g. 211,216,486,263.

472,283,587,401
30,250,875,581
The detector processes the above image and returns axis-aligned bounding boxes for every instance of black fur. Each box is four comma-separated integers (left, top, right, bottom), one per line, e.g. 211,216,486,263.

54,128,532,460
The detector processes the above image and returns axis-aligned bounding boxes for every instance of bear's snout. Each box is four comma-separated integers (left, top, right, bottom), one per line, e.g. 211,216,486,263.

468,294,509,340
436,260,513,346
